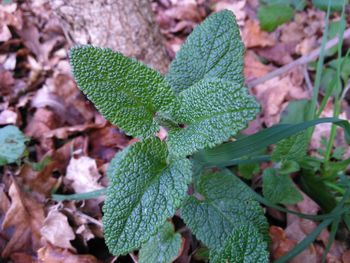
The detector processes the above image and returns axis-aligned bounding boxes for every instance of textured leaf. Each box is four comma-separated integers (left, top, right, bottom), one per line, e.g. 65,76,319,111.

167,78,260,158
166,10,244,93
182,170,269,262
257,4,294,32
273,100,310,162
262,168,303,205
103,138,191,256
272,132,308,162
0,125,27,166
69,46,178,138
139,221,182,263
211,224,270,263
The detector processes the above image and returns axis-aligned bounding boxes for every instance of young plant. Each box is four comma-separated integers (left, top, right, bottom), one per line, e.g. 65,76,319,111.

70,10,270,262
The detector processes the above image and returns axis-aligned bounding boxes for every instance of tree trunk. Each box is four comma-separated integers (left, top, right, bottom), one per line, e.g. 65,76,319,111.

51,0,170,74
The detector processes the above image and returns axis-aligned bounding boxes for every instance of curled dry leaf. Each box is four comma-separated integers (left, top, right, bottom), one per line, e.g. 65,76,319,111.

38,245,100,263
1,180,45,258
66,156,104,194
40,209,76,250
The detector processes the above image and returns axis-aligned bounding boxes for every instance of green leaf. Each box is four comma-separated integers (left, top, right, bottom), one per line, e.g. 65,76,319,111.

279,160,300,174
238,162,260,179
103,138,192,255
262,168,303,205
69,46,178,138
273,100,310,162
257,4,294,32
0,125,27,166
166,10,244,93
139,221,182,263
300,171,337,213
272,131,308,162
167,78,260,158
210,224,270,263
182,170,269,262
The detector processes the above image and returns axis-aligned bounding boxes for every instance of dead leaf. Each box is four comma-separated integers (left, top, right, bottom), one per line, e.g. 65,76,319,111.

253,72,309,126
0,109,18,125
244,50,274,81
270,226,297,260
40,209,76,250
1,180,45,258
242,19,276,48
38,245,100,263
65,156,104,194
18,163,57,197
256,41,297,65
25,108,61,139
213,0,246,26
9,252,36,263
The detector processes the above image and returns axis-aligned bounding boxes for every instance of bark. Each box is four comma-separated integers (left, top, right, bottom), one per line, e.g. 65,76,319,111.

51,0,170,73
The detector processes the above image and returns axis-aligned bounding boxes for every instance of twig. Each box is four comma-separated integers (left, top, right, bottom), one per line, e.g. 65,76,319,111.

246,27,350,88
341,81,350,101
63,207,103,227
303,65,314,97
129,253,139,263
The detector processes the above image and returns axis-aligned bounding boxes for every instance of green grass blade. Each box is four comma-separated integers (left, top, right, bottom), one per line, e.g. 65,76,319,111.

52,188,107,201
308,1,331,120
194,118,350,167
321,216,340,263
274,218,333,263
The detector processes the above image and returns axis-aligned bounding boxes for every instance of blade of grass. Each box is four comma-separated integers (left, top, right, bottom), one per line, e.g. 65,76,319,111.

52,188,107,201
194,118,350,167
274,185,350,263
324,1,347,164
307,2,331,121
251,190,344,221
321,216,340,263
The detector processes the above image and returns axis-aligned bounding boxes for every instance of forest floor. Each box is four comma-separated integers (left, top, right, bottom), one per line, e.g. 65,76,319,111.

0,0,350,262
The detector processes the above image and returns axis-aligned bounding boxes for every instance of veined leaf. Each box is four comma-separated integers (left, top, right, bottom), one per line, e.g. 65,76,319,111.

0,125,27,166
273,100,311,162
211,224,270,263
262,168,303,205
167,78,260,158
166,10,244,93
103,138,191,255
182,170,269,262
69,46,178,138
139,221,182,263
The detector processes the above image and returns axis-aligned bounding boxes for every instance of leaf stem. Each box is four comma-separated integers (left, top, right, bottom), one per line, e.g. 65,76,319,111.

52,188,107,201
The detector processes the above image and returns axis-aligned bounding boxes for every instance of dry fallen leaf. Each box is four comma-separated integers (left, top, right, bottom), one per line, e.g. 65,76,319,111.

213,0,246,26
38,245,100,263
40,209,76,250
244,50,274,81
270,226,297,260
2,180,45,258
242,19,276,48
65,156,104,194
253,71,309,126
